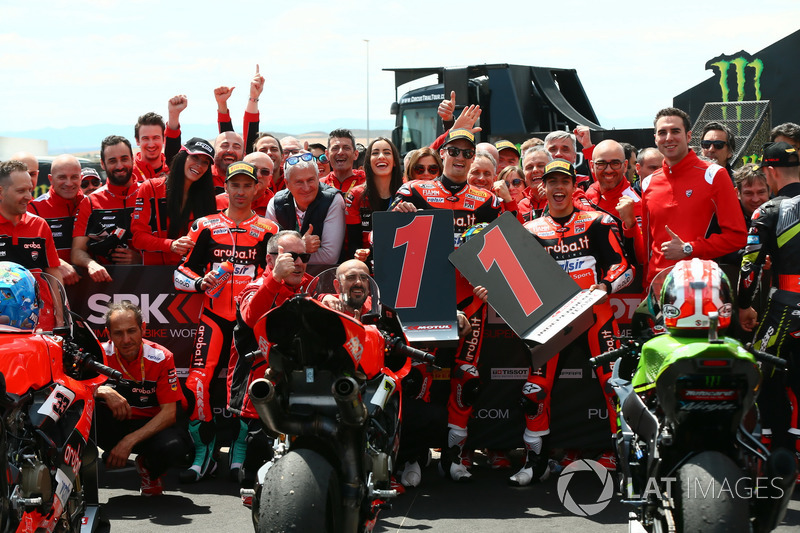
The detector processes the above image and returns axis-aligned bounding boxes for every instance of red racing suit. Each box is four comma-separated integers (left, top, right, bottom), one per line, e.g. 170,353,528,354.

521,209,634,441
27,190,84,262
216,189,274,217
175,212,278,421
390,176,502,431
641,150,746,283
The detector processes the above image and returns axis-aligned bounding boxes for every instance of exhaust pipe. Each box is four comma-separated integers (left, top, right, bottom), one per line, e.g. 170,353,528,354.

248,379,337,438
332,377,367,426
754,448,796,532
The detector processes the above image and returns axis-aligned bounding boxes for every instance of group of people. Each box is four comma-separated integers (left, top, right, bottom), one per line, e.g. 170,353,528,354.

1,70,800,501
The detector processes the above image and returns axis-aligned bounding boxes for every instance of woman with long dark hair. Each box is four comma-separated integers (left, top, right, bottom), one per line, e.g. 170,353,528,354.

344,137,403,261
131,137,218,264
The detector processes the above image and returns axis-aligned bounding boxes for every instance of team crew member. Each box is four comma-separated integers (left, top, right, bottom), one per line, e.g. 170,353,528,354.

27,154,84,284
512,159,633,486
266,153,345,269
216,65,264,163
0,161,61,282
519,146,551,220
321,129,366,193
72,135,141,282
391,128,502,482
175,161,278,482
738,142,800,459
319,259,373,319
131,138,217,265
96,301,188,496
227,230,313,500
132,111,172,182
80,167,103,195
641,107,747,283
344,137,404,262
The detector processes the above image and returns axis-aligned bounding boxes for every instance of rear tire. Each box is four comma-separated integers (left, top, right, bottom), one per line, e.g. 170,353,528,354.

676,451,748,533
257,449,341,533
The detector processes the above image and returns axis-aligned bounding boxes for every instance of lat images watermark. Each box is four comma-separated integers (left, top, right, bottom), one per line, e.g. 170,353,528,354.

557,459,788,517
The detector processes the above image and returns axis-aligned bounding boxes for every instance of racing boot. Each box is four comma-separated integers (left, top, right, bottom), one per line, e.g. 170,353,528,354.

509,432,549,486
438,427,471,482
400,460,422,488
509,450,552,486
229,418,248,482
180,420,217,483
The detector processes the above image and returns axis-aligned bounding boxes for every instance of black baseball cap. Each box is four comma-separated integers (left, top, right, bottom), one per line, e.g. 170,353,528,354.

225,161,257,182
761,141,800,168
182,137,215,162
541,159,576,181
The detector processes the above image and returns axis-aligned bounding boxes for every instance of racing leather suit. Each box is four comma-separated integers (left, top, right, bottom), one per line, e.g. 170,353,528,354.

738,182,800,452
521,209,633,454
390,175,502,472
175,212,277,422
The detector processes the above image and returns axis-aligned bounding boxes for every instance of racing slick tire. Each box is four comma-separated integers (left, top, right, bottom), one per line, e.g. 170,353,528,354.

257,448,342,533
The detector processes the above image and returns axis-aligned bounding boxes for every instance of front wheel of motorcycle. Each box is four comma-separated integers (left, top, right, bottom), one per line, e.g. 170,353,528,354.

676,451,749,533
257,448,342,533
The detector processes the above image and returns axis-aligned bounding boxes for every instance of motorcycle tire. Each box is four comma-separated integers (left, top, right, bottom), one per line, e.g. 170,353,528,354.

257,448,342,533
676,451,748,533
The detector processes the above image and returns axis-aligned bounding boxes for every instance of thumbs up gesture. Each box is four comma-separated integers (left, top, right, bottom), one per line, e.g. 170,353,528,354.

302,224,320,254
661,225,689,260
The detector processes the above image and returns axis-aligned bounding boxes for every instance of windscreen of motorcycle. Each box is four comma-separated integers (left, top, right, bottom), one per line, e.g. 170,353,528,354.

309,267,381,321
0,266,69,334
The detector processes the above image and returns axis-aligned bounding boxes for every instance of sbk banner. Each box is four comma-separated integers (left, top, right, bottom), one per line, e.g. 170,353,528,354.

66,265,205,376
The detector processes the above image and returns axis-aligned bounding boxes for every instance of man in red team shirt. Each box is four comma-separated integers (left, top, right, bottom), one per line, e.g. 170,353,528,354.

27,154,84,284
96,301,188,496
641,107,747,283
0,160,61,282
321,128,365,194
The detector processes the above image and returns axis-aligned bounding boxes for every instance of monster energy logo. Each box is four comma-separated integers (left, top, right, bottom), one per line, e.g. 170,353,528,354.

704,375,722,387
705,51,764,122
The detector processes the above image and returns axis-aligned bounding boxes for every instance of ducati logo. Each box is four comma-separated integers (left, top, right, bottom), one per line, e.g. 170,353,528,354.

31,251,39,261
686,189,693,198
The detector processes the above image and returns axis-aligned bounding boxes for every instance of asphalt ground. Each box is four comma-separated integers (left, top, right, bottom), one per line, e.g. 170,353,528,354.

99,449,800,532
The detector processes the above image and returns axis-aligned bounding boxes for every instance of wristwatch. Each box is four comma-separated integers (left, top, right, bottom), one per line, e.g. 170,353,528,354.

682,242,693,257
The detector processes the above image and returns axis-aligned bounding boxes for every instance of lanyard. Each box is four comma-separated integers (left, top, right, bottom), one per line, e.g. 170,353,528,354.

114,346,145,384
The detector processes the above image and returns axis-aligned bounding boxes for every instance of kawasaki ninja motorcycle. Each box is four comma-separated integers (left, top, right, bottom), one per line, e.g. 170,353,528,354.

591,259,796,533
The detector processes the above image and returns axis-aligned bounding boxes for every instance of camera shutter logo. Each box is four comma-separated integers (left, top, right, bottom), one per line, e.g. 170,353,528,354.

556,459,614,516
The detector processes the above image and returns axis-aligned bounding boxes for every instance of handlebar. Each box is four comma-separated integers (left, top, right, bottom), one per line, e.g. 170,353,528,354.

590,339,640,369
63,339,123,381
393,340,437,366
745,345,787,371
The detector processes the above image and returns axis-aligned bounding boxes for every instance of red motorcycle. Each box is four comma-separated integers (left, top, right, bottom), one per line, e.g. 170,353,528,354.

0,263,117,532
244,269,435,533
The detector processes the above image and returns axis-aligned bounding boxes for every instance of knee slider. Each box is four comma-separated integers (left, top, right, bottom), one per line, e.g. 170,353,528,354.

521,382,547,414
454,364,481,406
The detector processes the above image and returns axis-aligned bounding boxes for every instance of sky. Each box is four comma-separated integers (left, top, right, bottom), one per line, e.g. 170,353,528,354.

1,0,798,138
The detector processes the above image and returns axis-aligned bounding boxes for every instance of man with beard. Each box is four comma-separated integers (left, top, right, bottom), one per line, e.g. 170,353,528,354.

211,131,245,193
320,129,365,194
27,155,84,284
72,136,141,282
320,259,372,320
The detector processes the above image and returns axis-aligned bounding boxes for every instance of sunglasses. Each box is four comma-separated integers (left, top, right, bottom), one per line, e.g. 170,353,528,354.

505,178,524,188
444,147,475,159
284,153,314,167
413,164,440,176
255,168,272,177
314,154,329,164
81,178,101,188
269,251,311,263
701,140,727,150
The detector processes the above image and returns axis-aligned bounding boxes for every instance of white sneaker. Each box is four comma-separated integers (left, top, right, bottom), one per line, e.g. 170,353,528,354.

400,461,422,487
509,465,534,486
